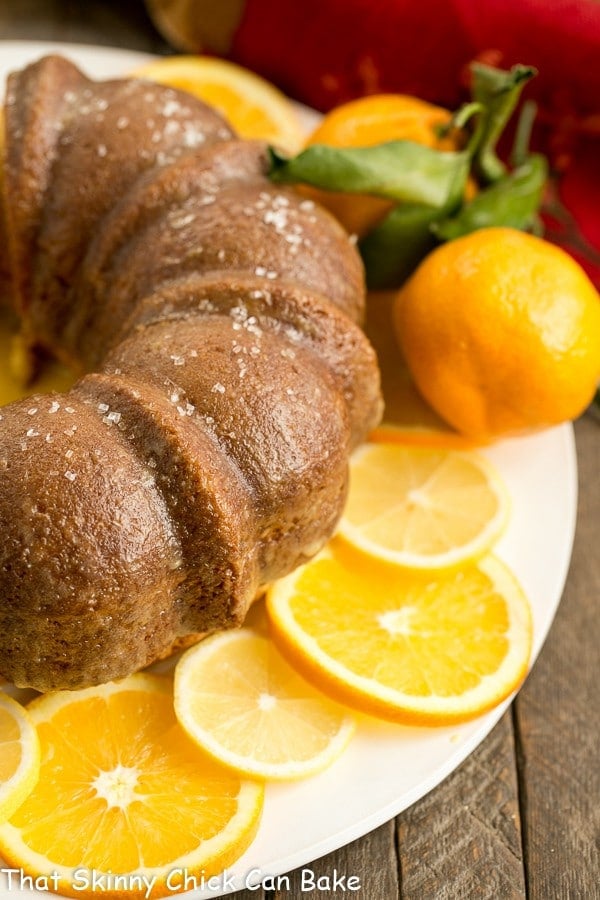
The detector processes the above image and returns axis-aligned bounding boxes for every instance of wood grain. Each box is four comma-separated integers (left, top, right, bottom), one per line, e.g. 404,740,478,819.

514,415,600,900
276,822,400,899
396,712,526,899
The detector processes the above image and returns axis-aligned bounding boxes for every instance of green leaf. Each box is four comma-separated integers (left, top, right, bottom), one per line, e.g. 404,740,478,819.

432,154,548,241
267,62,544,289
359,204,442,289
269,142,470,208
470,63,537,183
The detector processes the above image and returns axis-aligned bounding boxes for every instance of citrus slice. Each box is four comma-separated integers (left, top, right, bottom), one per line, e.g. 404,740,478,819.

0,674,263,900
175,630,355,780
0,693,40,824
338,442,510,569
368,423,478,451
267,545,533,725
131,56,304,152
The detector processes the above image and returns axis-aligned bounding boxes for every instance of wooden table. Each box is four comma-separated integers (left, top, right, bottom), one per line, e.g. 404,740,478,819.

1,2,598,897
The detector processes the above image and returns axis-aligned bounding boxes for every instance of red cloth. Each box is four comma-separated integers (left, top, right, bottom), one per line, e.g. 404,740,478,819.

230,0,600,285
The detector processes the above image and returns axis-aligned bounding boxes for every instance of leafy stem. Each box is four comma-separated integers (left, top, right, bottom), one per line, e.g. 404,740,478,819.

470,63,537,183
268,61,544,288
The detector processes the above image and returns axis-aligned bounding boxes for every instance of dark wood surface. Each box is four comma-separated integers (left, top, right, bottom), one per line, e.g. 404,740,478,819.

1,3,598,897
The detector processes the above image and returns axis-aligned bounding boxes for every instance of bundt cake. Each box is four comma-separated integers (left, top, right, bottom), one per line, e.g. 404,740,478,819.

0,55,382,692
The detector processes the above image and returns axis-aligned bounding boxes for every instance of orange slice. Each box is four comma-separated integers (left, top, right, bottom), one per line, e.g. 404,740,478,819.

0,693,40,824
338,442,510,570
368,423,478,451
131,56,304,152
0,674,263,899
267,545,532,725
175,630,355,780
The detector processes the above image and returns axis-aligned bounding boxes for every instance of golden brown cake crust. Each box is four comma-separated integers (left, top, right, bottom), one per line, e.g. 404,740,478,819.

0,55,383,691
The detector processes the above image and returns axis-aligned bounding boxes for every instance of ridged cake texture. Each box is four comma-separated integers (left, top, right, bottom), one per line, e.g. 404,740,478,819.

0,56,382,691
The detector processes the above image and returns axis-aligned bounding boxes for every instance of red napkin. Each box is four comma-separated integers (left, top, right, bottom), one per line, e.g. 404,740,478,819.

226,0,600,286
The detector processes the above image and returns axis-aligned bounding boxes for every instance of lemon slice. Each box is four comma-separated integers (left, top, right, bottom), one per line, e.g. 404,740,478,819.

0,693,40,824
267,545,533,725
175,630,355,780
339,441,510,569
0,674,263,900
131,55,304,152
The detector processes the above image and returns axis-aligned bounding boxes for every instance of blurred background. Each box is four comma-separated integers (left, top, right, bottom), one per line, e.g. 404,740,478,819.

0,1,168,52
2,0,599,290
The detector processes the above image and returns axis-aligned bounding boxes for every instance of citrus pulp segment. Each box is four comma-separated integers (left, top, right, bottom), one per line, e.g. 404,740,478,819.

267,547,533,725
0,674,263,900
175,630,355,780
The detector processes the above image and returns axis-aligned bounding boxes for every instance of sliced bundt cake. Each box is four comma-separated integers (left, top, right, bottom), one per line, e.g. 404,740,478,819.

0,55,382,691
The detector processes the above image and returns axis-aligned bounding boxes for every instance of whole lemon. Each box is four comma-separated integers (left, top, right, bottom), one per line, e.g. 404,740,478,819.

394,227,600,439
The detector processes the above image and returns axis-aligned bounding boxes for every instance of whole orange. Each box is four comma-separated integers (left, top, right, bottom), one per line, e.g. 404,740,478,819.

394,227,600,439
304,94,461,237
